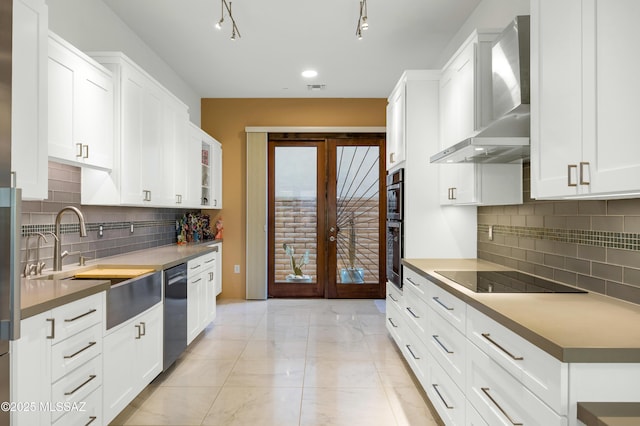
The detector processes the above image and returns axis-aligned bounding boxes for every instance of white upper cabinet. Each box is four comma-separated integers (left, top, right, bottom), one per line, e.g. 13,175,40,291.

438,30,522,206
81,52,191,207
531,0,640,199
386,81,406,170
210,139,223,208
47,32,114,171
11,0,48,200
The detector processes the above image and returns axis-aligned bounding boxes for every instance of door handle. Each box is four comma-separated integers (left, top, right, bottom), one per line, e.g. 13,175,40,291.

329,236,336,242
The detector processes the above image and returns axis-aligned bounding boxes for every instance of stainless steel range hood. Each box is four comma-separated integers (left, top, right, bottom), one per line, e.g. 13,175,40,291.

431,15,530,164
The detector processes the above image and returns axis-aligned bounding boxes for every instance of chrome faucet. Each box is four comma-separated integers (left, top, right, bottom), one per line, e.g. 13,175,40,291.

53,206,87,271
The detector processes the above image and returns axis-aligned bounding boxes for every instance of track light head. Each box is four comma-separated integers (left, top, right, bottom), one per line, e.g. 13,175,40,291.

215,17,223,30
231,27,236,40
357,27,363,40
360,16,368,31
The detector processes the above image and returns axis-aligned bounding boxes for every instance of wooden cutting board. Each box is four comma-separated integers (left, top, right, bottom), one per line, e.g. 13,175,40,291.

74,268,155,279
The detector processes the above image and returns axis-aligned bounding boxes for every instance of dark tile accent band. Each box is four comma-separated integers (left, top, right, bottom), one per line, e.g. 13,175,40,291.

22,220,176,237
478,224,640,252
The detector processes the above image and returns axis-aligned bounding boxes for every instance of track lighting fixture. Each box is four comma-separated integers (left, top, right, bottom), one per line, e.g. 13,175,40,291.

215,0,241,40
356,0,369,38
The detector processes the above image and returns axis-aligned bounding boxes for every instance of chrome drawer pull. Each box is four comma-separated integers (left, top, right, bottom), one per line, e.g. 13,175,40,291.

64,374,97,396
481,333,523,360
190,264,201,270
85,416,97,426
432,384,453,409
64,341,97,359
388,293,398,302
387,317,398,328
432,296,454,311
204,258,215,264
192,278,202,283
406,306,420,319
64,309,97,322
579,161,590,185
481,387,522,425
405,344,420,360
406,277,419,286
47,318,55,339
432,335,453,354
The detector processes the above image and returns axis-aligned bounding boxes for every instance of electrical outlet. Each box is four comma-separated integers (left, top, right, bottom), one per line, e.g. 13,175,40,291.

98,224,104,237
234,264,240,274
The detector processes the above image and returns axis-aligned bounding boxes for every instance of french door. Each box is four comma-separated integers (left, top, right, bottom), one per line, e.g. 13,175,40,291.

267,135,386,298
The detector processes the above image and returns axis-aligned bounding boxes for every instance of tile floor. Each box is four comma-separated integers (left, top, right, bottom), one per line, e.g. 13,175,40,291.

110,298,439,426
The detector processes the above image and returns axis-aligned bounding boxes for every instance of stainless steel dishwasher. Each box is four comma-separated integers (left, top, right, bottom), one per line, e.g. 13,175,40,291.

163,263,187,371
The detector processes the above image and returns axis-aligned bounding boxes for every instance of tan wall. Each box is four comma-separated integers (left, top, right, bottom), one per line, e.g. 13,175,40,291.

200,98,386,299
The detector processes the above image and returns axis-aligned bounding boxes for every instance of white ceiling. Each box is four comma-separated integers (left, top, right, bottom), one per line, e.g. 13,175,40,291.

102,0,482,98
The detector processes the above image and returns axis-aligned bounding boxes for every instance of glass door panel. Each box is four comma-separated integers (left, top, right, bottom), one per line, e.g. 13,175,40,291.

268,141,325,297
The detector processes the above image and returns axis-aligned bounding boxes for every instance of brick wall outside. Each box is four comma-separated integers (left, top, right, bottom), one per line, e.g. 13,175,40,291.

274,197,380,283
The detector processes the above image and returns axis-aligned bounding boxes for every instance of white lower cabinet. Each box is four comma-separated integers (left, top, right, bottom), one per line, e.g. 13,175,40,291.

466,400,488,426
11,292,105,426
426,306,466,391
52,387,101,426
426,358,466,425
385,284,404,346
466,341,566,426
187,251,218,345
103,302,163,424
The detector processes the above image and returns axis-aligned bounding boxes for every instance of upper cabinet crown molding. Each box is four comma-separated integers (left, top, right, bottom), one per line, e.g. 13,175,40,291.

531,0,640,200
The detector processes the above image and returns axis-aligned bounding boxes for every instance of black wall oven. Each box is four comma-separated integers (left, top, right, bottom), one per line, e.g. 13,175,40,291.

386,169,404,290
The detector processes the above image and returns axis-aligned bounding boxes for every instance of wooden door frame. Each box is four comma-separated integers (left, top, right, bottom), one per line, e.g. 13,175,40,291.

267,139,327,297
326,137,387,299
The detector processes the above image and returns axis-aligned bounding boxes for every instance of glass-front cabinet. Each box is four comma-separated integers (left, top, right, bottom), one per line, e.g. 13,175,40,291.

188,122,223,209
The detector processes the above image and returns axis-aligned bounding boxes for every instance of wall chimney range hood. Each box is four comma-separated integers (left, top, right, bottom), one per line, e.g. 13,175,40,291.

431,15,530,164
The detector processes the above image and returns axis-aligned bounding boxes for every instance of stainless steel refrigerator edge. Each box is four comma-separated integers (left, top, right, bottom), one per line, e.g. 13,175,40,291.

1,1,22,425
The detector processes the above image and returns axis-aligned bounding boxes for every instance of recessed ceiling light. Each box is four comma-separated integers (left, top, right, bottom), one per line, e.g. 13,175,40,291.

301,70,318,78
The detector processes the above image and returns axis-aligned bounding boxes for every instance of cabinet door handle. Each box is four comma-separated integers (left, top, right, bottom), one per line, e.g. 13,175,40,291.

432,335,454,354
46,318,55,339
432,384,454,409
76,143,83,157
64,375,97,396
214,199,217,207
83,144,89,159
387,317,398,328
209,272,214,281
405,344,420,360
481,333,523,360
567,164,578,187
135,324,142,339
406,306,420,319
451,187,457,200
64,309,97,322
579,161,590,185
481,387,522,425
64,341,97,359
85,416,97,426
388,293,398,302
406,277,419,287
140,321,146,336
432,296,454,311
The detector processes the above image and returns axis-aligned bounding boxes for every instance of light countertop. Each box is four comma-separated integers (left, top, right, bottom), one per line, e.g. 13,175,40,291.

21,241,222,319
578,402,640,426
403,258,640,363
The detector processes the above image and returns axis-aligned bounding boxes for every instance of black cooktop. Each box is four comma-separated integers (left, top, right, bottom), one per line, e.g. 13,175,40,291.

435,270,588,294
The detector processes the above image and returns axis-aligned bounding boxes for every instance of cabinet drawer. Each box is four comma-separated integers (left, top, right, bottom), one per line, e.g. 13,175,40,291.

466,399,488,426
466,341,567,426
401,326,429,389
466,306,568,414
52,292,103,342
387,283,404,311
403,267,428,303
427,280,466,334
52,386,101,426
200,251,216,267
187,257,203,276
426,305,466,391
51,323,102,382
51,355,102,422
426,357,466,426
403,283,428,343
386,296,405,347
